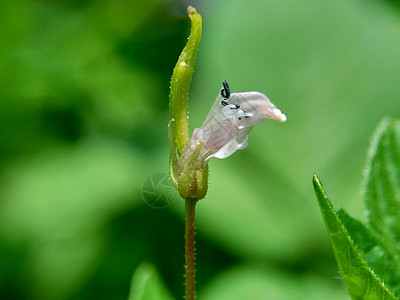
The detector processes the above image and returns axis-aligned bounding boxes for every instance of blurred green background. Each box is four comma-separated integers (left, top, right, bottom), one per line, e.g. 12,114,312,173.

1,0,400,299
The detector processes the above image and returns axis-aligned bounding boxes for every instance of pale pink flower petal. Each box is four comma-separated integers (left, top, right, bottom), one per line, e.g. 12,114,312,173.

185,82,287,161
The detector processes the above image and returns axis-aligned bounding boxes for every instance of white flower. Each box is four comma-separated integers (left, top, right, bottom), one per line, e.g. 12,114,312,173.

182,80,286,162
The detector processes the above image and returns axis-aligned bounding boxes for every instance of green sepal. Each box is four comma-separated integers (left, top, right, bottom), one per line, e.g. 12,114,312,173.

168,120,208,200
168,120,178,188
177,142,208,200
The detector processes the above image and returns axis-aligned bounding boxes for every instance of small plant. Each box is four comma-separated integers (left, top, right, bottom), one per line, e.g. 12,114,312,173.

167,6,286,300
314,118,400,299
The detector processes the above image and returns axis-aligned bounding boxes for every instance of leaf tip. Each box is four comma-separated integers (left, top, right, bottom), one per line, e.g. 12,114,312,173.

312,173,322,191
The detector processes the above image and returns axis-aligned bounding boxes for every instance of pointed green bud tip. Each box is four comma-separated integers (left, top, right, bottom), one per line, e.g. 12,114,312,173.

168,6,206,200
169,6,202,155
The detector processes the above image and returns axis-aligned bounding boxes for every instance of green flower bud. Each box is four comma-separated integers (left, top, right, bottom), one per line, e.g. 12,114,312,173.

169,7,207,200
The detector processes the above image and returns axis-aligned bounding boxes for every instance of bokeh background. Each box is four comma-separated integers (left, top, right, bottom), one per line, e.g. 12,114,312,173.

1,0,400,299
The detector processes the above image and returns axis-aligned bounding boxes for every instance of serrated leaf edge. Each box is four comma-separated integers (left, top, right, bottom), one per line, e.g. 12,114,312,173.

313,173,398,299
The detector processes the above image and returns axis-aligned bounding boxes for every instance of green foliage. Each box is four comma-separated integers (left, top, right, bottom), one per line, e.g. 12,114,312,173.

1,0,400,299
199,264,348,300
128,263,174,300
313,175,397,299
364,118,400,295
314,118,400,299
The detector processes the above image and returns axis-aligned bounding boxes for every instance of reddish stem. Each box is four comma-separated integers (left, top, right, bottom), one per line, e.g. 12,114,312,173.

185,198,197,300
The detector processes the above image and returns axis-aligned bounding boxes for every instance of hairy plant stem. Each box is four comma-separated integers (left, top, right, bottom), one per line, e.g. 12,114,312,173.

185,198,197,300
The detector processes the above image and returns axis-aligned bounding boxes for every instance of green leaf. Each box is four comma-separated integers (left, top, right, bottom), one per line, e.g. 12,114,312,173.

337,209,379,255
313,174,397,300
199,264,348,300
363,118,400,294
128,263,174,300
364,118,400,251
0,140,148,299
337,209,393,289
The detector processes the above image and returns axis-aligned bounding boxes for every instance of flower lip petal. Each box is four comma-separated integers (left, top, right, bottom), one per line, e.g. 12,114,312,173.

210,126,253,159
272,108,287,122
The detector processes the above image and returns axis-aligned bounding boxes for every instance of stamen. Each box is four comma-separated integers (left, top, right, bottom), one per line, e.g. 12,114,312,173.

220,79,231,99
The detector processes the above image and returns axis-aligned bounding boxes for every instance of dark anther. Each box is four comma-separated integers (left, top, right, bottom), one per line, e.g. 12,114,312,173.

220,79,230,99
221,100,229,106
